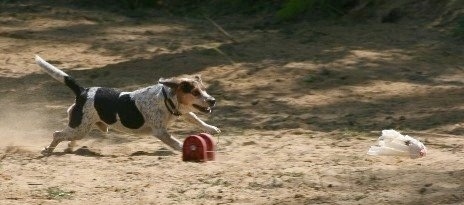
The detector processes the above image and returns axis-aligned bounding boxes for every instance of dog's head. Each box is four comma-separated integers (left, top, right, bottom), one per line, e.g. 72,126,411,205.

159,75,216,114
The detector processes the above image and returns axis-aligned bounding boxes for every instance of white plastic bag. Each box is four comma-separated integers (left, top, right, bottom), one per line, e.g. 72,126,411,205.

367,130,427,159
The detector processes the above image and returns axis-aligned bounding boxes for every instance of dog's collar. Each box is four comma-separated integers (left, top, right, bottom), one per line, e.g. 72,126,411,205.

162,87,182,116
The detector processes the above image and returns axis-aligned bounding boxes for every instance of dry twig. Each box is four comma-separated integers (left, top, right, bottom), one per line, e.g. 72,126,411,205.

204,15,238,43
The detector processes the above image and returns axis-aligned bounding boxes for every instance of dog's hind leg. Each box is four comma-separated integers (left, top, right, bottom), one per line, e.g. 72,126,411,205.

95,122,109,132
41,125,92,156
41,131,66,155
64,140,77,153
62,122,107,153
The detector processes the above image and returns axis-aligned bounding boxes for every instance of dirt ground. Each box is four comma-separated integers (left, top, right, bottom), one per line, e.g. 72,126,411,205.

1,1,463,204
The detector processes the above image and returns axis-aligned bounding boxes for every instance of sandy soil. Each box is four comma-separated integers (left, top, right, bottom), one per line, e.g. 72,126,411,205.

1,1,463,204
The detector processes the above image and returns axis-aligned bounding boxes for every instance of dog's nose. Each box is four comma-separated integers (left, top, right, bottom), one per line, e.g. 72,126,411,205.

206,98,216,107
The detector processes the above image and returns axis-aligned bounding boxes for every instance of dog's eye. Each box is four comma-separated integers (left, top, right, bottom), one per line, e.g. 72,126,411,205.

192,90,201,96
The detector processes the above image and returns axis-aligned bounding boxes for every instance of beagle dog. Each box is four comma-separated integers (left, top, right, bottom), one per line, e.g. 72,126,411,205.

35,55,220,155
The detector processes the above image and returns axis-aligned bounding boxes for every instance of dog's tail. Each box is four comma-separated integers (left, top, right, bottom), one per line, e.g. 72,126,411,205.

35,55,84,96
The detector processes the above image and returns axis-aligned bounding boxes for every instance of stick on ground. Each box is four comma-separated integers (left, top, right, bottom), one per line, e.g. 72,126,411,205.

204,15,238,43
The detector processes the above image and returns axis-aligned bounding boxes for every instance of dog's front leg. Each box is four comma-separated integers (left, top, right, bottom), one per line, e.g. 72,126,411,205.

184,112,221,134
152,128,183,151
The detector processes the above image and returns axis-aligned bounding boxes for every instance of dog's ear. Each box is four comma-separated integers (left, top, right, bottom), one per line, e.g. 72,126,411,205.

179,81,195,93
194,75,203,84
158,77,179,89
194,75,207,88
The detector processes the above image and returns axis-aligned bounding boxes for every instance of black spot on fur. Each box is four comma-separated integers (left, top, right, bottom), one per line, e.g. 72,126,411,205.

93,88,145,129
117,94,145,129
94,88,120,125
68,88,89,128
180,81,195,93
64,76,83,96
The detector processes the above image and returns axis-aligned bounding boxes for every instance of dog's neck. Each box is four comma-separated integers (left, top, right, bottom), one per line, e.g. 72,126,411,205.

161,86,181,116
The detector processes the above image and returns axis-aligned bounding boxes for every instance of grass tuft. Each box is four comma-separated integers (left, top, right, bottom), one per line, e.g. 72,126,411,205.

46,187,74,200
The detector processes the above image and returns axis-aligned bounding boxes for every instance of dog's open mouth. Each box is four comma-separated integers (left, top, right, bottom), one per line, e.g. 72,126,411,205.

193,104,211,113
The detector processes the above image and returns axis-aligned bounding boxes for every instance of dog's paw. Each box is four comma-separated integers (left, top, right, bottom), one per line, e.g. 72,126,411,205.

204,125,221,134
40,147,52,156
176,143,183,151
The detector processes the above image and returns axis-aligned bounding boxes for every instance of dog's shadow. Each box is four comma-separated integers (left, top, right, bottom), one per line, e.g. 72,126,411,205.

130,147,176,157
72,146,104,157
35,146,177,159
34,146,104,159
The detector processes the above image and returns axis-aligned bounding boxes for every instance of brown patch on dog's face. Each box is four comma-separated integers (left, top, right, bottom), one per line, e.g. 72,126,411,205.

159,76,216,113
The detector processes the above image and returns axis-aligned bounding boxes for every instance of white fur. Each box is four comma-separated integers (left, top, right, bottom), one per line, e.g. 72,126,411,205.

35,55,69,83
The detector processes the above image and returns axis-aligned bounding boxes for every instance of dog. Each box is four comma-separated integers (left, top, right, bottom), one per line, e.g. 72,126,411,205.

35,55,220,155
